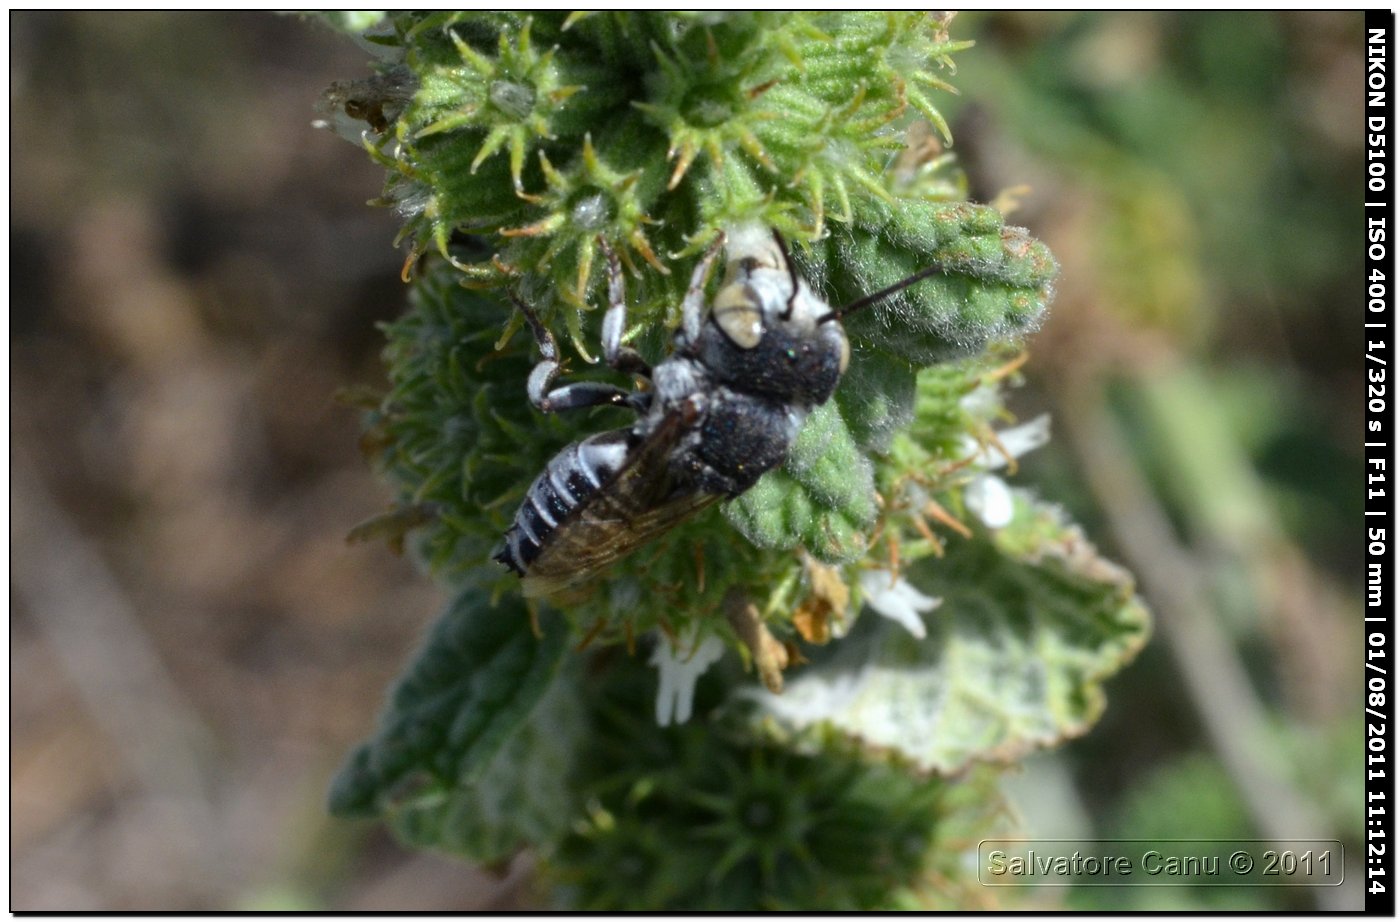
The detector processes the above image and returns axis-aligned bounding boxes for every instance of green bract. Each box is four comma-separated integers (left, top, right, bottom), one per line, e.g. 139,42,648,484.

323,11,1148,911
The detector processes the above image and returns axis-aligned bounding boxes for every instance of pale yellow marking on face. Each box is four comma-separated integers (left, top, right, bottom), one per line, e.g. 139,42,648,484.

711,283,764,349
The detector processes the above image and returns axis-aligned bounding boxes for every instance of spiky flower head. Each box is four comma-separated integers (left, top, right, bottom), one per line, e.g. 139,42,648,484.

332,11,1060,646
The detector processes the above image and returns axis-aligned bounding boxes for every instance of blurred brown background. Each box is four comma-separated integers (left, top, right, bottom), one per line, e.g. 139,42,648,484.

9,12,517,910
10,11,1366,911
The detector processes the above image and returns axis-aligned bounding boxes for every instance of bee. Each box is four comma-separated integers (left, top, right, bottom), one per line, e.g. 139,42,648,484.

494,226,947,597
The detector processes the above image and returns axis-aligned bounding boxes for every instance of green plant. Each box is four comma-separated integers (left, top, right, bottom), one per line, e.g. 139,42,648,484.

319,12,1148,909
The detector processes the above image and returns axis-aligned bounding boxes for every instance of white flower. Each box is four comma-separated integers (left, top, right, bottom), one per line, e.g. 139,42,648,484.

858,569,941,640
649,628,726,726
963,473,1015,529
951,413,1048,530
959,413,1052,471
958,380,1001,418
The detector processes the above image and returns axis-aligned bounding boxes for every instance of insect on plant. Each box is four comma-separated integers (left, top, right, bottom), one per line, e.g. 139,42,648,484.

494,225,951,598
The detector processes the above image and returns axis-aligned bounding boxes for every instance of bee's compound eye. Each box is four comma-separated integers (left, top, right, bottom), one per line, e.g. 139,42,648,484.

837,331,850,374
712,284,764,349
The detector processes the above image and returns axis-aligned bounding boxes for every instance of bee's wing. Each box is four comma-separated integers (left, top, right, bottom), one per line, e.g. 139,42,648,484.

521,411,719,597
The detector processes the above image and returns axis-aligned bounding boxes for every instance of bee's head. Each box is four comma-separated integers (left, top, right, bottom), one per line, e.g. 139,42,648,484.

696,224,952,406
707,226,849,372
695,226,850,406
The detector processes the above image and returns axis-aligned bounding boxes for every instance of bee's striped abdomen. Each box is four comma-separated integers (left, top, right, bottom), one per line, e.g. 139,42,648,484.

495,429,632,576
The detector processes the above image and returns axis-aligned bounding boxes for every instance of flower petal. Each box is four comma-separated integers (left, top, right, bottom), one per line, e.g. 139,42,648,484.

964,473,1015,528
960,413,1052,471
649,629,726,726
858,569,940,640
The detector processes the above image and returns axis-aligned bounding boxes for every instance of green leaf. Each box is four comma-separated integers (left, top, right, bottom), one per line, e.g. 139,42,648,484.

385,661,587,862
750,492,1150,773
725,400,877,564
328,589,569,818
812,202,1058,367
833,348,917,454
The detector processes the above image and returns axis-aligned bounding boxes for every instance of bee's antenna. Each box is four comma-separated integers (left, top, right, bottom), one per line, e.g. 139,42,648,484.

817,261,951,325
772,230,800,321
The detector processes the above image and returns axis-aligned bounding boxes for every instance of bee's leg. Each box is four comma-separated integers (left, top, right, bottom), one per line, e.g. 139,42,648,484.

597,238,651,378
680,234,726,343
512,294,645,414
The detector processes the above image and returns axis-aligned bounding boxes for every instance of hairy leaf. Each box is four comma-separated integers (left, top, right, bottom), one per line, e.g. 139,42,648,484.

726,401,877,563
812,203,1058,367
752,492,1150,773
328,590,568,817
385,662,586,861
